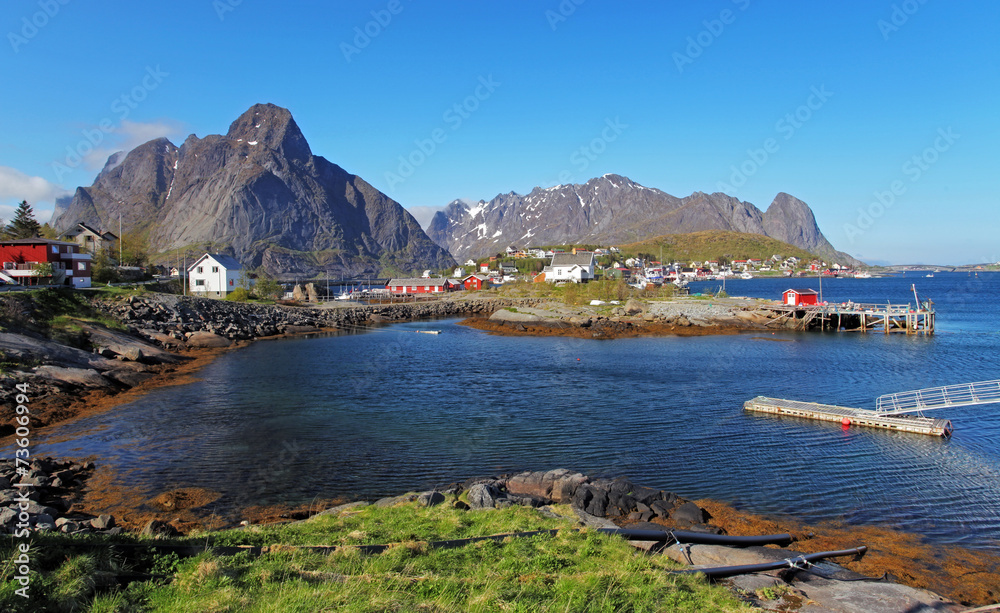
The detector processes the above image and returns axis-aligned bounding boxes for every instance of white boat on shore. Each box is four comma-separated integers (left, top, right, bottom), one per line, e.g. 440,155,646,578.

854,271,872,279
740,272,753,280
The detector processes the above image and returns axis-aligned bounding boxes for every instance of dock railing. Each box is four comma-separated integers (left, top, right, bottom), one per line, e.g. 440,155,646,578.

875,379,1000,415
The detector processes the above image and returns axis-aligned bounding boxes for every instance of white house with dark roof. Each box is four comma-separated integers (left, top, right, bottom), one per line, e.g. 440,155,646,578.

544,251,595,283
188,253,244,296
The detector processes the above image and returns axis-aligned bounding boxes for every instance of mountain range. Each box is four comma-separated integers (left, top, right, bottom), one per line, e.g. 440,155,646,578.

427,175,859,265
50,103,455,278
50,103,857,276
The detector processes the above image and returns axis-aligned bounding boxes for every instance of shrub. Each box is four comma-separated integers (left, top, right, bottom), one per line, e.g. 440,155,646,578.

225,287,251,302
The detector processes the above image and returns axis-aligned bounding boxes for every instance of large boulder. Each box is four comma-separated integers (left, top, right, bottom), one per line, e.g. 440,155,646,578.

489,309,543,324
671,501,710,525
33,366,114,389
186,331,232,348
467,482,504,510
624,299,645,315
504,469,587,503
77,322,182,364
0,332,119,371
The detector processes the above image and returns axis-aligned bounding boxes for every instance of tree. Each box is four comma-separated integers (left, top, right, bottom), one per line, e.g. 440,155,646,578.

5,201,41,239
117,231,149,267
91,247,120,284
30,262,54,285
254,269,282,301
38,223,58,239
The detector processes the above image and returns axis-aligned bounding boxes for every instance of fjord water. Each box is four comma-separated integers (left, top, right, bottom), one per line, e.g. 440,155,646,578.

15,273,1000,549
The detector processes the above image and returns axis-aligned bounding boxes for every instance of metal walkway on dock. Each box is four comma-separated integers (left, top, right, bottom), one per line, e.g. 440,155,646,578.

875,379,1000,415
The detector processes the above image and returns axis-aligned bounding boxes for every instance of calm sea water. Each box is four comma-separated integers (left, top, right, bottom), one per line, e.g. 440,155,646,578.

10,272,1000,549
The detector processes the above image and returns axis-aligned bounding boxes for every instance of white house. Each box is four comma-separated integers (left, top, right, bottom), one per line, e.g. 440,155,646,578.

188,253,244,296
545,251,596,283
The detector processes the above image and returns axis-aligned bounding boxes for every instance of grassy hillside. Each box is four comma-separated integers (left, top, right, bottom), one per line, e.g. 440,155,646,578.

620,230,821,264
1,500,749,612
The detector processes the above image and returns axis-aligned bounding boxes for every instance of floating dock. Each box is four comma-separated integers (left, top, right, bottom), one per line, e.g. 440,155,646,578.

743,396,953,437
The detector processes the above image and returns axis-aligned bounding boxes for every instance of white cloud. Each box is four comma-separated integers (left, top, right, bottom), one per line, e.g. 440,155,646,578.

0,166,72,223
81,119,186,171
406,205,445,230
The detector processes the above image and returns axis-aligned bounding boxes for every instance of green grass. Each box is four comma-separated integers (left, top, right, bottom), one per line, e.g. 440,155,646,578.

1,501,749,612
620,230,821,265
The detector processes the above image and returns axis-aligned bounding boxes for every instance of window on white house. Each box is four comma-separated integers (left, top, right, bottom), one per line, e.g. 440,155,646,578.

195,279,205,286
212,266,219,273
197,267,203,273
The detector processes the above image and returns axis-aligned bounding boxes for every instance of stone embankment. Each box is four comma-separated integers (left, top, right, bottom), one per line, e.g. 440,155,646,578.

98,294,545,344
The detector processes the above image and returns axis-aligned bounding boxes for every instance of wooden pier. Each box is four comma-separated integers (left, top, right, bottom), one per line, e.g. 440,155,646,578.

761,302,935,334
744,396,953,436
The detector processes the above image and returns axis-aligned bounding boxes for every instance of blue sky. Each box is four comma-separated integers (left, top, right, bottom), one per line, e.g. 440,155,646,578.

2,0,997,265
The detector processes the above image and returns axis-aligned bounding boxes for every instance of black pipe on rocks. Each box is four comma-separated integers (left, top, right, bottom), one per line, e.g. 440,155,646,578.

597,528,795,547
671,546,869,579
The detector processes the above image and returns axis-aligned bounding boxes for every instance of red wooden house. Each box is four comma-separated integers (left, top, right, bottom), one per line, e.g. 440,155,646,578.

462,274,490,290
386,278,459,294
0,238,92,287
782,288,819,306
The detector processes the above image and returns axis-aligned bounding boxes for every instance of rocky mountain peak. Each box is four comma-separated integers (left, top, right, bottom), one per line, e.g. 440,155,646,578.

50,103,453,277
225,102,311,162
428,175,859,265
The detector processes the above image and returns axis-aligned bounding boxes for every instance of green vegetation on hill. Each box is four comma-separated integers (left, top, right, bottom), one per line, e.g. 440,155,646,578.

620,230,821,265
1,501,748,612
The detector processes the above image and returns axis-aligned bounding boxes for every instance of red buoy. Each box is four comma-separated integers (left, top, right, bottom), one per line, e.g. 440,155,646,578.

842,417,852,427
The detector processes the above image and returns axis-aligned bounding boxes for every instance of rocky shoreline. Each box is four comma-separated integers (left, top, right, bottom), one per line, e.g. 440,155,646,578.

3,459,988,610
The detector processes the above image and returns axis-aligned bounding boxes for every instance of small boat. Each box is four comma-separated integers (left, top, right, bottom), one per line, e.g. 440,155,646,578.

854,271,872,279
416,330,441,335
740,271,753,280
926,273,934,278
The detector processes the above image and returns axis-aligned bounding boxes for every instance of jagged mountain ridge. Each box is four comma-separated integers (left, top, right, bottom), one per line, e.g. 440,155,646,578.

427,174,858,265
51,103,455,277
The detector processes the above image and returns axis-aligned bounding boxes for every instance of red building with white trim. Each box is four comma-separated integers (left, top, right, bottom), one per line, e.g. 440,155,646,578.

782,288,819,306
386,278,461,294
462,274,490,290
0,238,92,287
